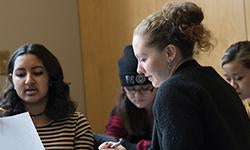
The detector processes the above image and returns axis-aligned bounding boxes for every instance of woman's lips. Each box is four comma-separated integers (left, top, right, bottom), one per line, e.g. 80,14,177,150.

24,89,38,95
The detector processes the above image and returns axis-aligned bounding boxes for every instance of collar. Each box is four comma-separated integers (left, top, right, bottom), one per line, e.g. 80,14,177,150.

174,59,200,74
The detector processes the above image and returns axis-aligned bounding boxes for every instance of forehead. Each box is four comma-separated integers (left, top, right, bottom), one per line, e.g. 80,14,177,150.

223,59,247,74
132,35,154,56
14,54,44,69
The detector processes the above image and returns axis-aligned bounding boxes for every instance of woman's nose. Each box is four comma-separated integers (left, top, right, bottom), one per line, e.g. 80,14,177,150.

137,63,145,74
25,73,35,84
230,80,239,90
134,90,144,97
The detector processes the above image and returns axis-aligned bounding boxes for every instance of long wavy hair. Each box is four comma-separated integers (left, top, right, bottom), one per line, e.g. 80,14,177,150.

0,43,76,119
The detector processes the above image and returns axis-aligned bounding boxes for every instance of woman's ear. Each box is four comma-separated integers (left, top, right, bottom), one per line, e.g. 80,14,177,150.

8,73,13,82
163,44,177,61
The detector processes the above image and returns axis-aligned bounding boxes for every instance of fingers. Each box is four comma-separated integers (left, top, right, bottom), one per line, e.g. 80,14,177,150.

0,107,5,113
98,142,113,149
98,142,126,150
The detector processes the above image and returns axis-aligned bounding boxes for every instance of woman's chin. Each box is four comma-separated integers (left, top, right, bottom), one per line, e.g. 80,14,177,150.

152,81,160,88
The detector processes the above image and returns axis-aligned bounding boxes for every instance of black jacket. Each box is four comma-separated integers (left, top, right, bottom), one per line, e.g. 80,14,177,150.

150,60,250,150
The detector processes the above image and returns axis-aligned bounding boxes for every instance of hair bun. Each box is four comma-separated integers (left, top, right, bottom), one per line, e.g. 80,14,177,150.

162,2,204,26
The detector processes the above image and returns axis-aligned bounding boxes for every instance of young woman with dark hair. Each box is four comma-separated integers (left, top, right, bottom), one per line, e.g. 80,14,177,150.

95,45,156,150
0,43,94,149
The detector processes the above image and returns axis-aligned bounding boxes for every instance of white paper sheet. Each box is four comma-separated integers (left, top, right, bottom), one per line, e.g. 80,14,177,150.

0,112,45,150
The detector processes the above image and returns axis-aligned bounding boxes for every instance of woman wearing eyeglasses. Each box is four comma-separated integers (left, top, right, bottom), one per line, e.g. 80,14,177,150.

94,45,156,150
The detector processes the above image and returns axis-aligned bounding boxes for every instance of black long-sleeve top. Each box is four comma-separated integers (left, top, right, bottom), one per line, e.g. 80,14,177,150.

149,60,250,150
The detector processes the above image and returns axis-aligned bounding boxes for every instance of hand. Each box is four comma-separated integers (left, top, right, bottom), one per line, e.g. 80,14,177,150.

0,107,5,113
98,141,126,150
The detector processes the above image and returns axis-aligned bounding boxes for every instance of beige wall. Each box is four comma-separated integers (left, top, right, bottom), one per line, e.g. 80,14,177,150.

0,0,85,112
79,0,249,132
246,0,250,39
194,0,247,73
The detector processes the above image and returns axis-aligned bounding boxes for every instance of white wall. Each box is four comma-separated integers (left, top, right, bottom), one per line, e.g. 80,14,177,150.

0,0,85,112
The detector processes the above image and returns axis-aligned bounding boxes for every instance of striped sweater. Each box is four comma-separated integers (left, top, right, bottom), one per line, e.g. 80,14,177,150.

36,112,94,150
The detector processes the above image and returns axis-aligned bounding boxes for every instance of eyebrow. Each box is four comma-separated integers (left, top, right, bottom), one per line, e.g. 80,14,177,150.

14,66,45,71
32,66,45,70
225,72,244,77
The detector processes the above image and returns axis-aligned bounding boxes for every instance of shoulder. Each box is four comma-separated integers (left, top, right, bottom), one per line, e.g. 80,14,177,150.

53,112,90,126
69,111,86,118
157,74,202,99
155,71,207,111
69,112,90,124
159,64,221,93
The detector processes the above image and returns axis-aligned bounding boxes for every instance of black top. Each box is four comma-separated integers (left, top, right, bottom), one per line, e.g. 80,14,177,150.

149,60,250,150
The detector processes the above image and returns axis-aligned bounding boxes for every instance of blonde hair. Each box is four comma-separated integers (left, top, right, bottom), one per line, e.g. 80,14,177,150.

134,2,213,58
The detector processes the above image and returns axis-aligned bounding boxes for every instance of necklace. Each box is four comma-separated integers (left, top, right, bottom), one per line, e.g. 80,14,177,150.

30,111,44,117
30,112,45,127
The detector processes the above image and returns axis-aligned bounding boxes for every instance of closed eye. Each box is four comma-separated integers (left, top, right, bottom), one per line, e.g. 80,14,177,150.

235,76,243,81
15,72,26,77
139,58,146,63
32,68,45,76
32,67,46,76
33,71,44,76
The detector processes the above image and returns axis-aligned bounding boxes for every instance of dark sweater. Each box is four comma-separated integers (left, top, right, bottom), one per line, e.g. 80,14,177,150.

149,60,250,150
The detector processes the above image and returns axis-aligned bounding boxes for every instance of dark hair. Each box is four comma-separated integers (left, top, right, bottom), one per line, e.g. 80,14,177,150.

133,2,213,58
115,89,152,141
113,45,153,141
221,41,250,69
0,43,76,119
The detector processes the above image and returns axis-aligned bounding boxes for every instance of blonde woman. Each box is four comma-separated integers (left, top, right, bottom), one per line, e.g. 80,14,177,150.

100,1,250,150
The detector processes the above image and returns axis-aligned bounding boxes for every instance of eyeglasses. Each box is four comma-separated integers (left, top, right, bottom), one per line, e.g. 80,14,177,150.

124,84,154,94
